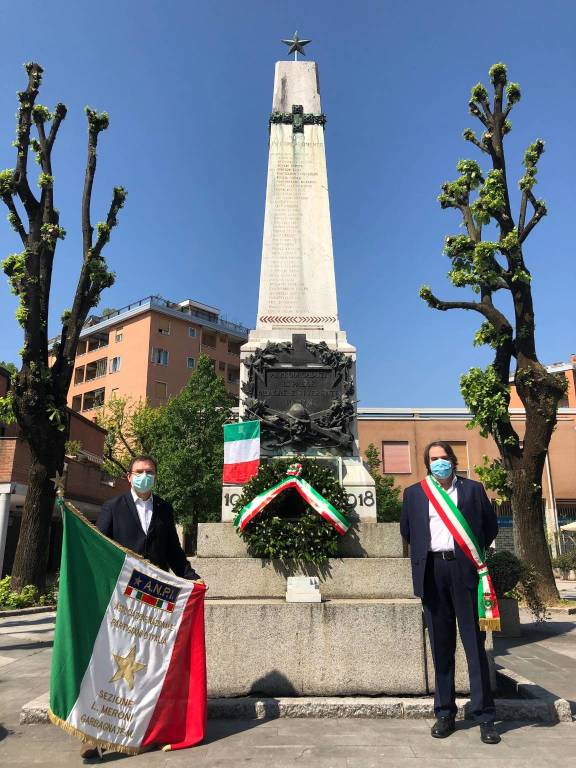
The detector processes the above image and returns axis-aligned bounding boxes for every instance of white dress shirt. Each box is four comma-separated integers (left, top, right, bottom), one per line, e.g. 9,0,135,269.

428,475,457,552
131,488,153,535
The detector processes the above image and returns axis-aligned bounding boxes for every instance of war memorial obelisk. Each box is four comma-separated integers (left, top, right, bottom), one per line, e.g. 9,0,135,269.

222,37,375,520
189,39,477,700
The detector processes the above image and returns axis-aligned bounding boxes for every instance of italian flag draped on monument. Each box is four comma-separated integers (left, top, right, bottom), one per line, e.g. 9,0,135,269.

49,500,206,754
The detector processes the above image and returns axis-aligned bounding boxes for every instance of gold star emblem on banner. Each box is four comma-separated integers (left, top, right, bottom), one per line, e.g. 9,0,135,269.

109,645,147,690
50,471,65,497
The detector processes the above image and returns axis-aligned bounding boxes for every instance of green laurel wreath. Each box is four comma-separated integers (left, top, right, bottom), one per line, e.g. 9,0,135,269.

232,457,351,565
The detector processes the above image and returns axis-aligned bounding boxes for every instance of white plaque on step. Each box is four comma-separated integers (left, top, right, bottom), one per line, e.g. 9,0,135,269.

286,576,322,603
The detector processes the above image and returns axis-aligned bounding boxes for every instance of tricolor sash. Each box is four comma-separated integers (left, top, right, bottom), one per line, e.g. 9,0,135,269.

420,475,500,631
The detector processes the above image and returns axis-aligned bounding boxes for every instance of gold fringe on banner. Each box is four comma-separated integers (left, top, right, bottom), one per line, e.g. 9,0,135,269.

479,618,501,632
48,709,143,756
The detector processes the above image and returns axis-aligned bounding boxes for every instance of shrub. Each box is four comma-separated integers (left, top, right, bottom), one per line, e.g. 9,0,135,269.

486,549,523,597
0,575,57,610
552,551,576,572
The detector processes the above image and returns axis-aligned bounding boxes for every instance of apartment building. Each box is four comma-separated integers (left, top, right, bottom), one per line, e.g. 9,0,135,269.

63,295,249,413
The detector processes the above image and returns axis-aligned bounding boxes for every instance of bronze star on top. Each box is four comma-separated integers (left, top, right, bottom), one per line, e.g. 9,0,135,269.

281,31,311,59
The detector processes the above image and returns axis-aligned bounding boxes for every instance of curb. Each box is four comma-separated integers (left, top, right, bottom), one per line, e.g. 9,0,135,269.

0,605,56,618
496,667,572,723
21,690,572,725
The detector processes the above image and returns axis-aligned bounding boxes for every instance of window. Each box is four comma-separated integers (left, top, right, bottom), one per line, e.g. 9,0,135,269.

87,333,109,352
83,387,105,411
151,347,169,366
382,442,411,474
448,441,469,477
109,356,121,373
158,319,171,336
154,381,167,401
227,366,240,384
85,357,107,381
202,330,217,349
228,340,241,356
77,339,87,356
115,328,123,343
188,327,197,338
219,361,226,371
71,395,82,412
187,357,196,369
74,366,85,385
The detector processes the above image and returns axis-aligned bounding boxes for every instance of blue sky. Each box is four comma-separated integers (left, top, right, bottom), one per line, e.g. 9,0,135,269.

0,1,573,406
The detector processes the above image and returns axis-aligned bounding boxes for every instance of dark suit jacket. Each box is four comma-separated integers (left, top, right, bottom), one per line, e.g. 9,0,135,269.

400,476,498,597
97,492,199,580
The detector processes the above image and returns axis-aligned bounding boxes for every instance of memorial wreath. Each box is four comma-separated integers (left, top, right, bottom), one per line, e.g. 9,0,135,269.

232,458,352,565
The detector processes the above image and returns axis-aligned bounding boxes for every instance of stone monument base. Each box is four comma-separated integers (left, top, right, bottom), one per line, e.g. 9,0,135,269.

193,522,485,697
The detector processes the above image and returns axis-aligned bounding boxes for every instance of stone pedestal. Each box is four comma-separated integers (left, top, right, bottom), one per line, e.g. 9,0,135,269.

194,522,475,697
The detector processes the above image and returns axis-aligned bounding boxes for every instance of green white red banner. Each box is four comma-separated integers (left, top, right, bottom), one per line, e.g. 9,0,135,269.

49,500,206,754
223,420,260,484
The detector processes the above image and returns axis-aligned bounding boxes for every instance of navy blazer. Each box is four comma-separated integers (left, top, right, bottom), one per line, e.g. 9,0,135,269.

400,476,498,597
97,492,199,580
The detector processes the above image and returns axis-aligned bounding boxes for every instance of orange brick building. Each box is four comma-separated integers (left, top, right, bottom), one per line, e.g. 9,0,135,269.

357,356,576,554
62,295,249,413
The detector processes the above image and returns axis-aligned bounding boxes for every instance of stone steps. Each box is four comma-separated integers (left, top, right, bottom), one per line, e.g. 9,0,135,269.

196,522,404,558
189,556,413,599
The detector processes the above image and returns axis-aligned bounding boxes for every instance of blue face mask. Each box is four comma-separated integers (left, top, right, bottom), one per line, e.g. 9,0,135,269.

430,458,453,480
131,472,155,494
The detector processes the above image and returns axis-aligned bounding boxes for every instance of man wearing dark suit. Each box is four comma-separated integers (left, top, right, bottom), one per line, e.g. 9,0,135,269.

80,455,201,759
96,454,200,580
400,441,500,744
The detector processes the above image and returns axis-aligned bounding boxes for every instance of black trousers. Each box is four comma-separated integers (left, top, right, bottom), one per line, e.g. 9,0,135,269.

422,554,494,721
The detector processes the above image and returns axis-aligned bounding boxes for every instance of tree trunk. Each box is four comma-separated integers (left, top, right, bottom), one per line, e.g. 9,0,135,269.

509,467,559,604
10,442,62,593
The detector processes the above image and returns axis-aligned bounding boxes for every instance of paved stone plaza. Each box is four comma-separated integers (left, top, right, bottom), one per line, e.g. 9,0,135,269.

0,592,574,767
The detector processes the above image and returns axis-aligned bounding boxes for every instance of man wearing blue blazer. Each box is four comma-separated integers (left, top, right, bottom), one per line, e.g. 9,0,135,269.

400,441,500,744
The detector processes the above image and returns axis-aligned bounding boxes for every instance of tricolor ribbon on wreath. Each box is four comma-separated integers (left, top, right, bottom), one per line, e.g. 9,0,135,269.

420,475,501,632
234,463,350,536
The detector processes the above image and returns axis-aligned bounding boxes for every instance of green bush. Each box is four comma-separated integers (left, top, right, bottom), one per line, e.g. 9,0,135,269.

0,575,57,610
552,551,576,572
486,550,547,622
486,550,523,597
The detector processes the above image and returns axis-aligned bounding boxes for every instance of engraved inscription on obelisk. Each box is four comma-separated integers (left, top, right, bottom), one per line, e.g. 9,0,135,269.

256,62,339,331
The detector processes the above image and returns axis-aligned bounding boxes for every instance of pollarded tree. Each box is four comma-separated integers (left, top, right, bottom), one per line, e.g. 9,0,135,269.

420,63,565,604
0,63,125,590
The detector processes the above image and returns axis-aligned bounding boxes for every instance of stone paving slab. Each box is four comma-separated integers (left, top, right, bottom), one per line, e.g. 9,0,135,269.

1,718,576,768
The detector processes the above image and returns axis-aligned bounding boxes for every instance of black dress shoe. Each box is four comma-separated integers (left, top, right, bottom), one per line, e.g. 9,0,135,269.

431,716,456,738
480,722,501,744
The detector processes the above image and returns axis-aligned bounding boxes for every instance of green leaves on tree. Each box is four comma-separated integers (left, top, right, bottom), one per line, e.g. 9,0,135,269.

363,443,402,522
460,365,510,438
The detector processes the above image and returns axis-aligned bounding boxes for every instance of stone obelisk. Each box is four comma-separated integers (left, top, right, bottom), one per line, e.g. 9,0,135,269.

226,48,375,521
250,59,349,347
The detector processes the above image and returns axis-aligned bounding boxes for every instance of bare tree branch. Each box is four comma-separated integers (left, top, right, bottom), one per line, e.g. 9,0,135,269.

1,195,27,243
422,290,512,333
47,103,67,152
